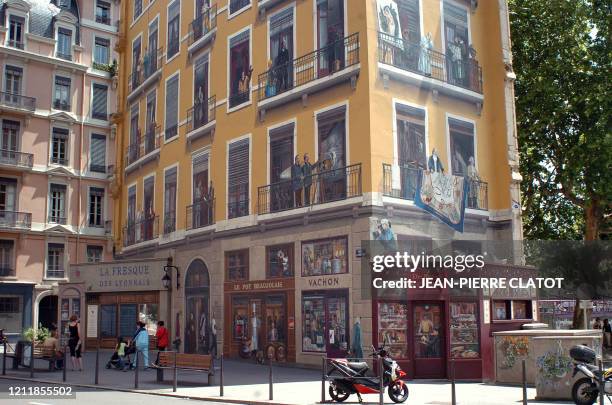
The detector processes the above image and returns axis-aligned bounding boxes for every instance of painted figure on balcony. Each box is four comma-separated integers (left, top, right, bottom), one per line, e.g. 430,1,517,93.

302,153,313,205
447,37,467,86
467,156,480,208
265,60,277,97
427,148,445,173
419,33,434,76
291,155,303,207
275,39,290,92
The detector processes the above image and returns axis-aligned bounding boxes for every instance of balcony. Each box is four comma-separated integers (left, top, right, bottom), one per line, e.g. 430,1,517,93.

56,51,72,61
125,125,161,174
53,99,71,111
186,95,216,143
7,39,24,50
127,47,164,103
123,215,159,247
163,211,176,235
48,215,67,225
186,199,215,230
0,211,32,230
257,163,362,215
0,149,34,171
257,33,360,119
0,92,36,114
188,5,217,57
382,163,488,210
377,32,483,105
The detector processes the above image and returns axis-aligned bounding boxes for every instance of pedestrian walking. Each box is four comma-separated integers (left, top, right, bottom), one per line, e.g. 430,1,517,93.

603,319,611,348
594,317,602,329
131,321,150,370
67,314,82,371
154,321,168,365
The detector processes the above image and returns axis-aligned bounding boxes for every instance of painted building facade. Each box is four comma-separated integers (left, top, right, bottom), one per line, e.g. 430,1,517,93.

0,0,118,339
90,0,527,380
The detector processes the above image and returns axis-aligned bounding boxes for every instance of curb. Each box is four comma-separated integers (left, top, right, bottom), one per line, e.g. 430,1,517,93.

0,375,294,405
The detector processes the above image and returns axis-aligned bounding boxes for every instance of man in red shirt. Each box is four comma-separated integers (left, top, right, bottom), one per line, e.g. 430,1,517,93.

155,321,169,364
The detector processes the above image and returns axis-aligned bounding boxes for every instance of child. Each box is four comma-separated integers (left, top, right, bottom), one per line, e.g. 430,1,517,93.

107,337,127,370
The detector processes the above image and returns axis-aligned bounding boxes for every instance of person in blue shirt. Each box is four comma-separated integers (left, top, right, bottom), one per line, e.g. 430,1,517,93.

131,321,150,370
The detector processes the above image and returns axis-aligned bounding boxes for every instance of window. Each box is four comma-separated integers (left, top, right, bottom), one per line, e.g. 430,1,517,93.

86,245,103,263
90,134,106,173
92,83,108,120
54,76,71,111
396,104,426,199
191,152,212,228
167,0,180,59
49,184,67,224
302,292,348,353
448,118,475,176
128,104,139,163
227,138,249,218
94,37,110,66
47,243,65,278
134,0,143,20
1,120,19,151
96,0,111,25
301,236,348,276
226,250,248,281
267,244,293,278
89,187,104,227
228,29,250,108
163,167,177,234
143,176,155,217
378,303,408,358
316,106,347,202
131,37,141,89
0,178,17,214
100,304,117,337
57,28,73,60
0,240,14,277
0,296,19,313
316,0,345,73
164,75,179,140
51,128,69,165
193,55,209,129
127,184,136,224
229,0,250,16
443,1,470,86
449,302,479,358
8,15,24,49
396,0,421,44
4,66,22,98
269,7,294,93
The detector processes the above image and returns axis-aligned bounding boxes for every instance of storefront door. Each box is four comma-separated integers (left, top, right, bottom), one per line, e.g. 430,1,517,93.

302,290,349,358
412,302,445,378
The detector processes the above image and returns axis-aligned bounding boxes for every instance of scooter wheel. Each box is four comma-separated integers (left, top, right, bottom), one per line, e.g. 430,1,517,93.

329,384,350,402
388,381,409,403
572,377,598,405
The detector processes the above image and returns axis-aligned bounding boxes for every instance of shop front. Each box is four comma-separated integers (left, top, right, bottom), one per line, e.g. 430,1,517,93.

301,289,350,358
224,278,296,362
60,258,169,350
0,282,33,342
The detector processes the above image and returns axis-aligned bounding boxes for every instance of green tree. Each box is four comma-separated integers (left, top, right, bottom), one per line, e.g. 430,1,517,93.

509,0,611,241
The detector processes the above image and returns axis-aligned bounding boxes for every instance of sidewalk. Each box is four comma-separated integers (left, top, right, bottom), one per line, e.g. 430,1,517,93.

1,350,572,405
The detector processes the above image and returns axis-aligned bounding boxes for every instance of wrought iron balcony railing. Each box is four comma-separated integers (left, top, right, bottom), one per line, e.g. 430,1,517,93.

257,163,362,215
125,124,161,166
0,92,36,111
0,267,14,277
163,210,176,234
128,47,164,93
56,51,72,61
0,211,32,229
46,269,65,279
123,215,159,247
186,198,215,230
7,39,24,49
53,99,71,111
186,95,216,133
258,33,360,101
0,149,34,169
189,5,217,45
51,156,69,166
377,32,483,94
96,14,111,25
48,215,67,225
382,163,488,210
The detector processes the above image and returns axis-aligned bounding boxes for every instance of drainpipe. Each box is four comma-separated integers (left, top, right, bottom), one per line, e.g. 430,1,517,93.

77,66,85,265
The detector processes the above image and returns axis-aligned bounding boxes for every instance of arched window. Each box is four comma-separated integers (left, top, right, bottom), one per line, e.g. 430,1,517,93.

184,259,210,354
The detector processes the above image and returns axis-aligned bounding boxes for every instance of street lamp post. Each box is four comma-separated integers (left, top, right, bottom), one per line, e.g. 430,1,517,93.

163,260,180,350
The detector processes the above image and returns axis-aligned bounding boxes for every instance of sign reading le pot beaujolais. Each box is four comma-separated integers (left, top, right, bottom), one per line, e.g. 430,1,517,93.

70,260,166,292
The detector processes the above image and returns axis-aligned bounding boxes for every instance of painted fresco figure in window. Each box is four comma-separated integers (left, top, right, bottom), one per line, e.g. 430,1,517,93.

419,33,434,76
427,148,444,173
466,156,480,208
302,153,313,205
275,39,291,92
265,60,277,97
291,155,303,207
447,36,467,86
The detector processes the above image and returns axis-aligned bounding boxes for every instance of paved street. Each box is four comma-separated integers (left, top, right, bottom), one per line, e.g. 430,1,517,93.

0,350,576,405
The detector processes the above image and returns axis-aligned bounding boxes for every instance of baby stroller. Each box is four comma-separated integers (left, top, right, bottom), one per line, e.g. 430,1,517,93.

106,338,131,370
105,351,124,370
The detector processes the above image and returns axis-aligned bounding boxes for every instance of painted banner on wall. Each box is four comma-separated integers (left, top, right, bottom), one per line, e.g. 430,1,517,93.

414,170,467,232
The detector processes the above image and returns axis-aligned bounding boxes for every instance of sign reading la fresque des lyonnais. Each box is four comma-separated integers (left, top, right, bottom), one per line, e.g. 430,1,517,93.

70,259,167,292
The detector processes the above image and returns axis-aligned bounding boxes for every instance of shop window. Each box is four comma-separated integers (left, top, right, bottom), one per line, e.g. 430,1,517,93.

301,236,348,276
265,296,286,344
228,29,251,108
302,293,348,354
227,138,249,218
513,300,532,320
226,249,249,281
378,302,408,358
266,244,293,278
492,300,532,321
86,245,103,263
167,0,180,59
100,304,117,337
302,296,325,352
493,300,510,320
449,302,479,358
449,118,475,177
232,297,249,340
0,296,19,313
413,303,442,358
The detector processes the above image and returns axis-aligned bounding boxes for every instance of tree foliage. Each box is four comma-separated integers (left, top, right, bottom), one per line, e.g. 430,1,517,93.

508,0,611,240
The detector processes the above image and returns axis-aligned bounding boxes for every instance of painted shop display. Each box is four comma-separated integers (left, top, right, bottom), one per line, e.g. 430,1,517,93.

302,237,348,276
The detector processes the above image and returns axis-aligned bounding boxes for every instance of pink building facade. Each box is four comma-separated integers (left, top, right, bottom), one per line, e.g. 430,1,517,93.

0,0,119,339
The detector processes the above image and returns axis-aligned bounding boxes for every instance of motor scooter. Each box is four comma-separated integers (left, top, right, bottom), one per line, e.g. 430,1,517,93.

570,345,612,405
327,345,409,403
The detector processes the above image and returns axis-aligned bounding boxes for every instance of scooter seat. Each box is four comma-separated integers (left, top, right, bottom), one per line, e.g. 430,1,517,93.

347,362,369,373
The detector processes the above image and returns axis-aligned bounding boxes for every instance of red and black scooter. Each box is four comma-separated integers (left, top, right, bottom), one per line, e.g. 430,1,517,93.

327,345,409,403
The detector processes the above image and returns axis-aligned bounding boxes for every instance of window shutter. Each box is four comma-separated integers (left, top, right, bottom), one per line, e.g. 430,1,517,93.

270,7,293,35
5,66,23,77
90,134,106,171
92,84,108,119
193,152,209,175
230,30,249,47
228,139,249,188
444,1,468,26
449,118,474,135
165,76,179,138
169,0,180,20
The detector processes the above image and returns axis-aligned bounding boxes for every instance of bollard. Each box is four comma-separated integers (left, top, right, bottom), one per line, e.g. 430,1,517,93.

521,359,527,405
95,348,99,385
599,359,604,405
134,351,140,389
2,341,6,376
29,341,34,378
378,358,384,405
220,352,224,397
269,358,273,401
321,356,326,403
173,351,177,393
62,346,67,382
451,360,456,405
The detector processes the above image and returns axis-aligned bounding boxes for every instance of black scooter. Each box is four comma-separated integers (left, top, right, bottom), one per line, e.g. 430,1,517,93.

570,345,612,405
327,345,409,403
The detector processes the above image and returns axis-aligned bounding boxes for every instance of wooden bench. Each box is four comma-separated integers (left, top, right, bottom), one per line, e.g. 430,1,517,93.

32,343,59,371
155,352,214,385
